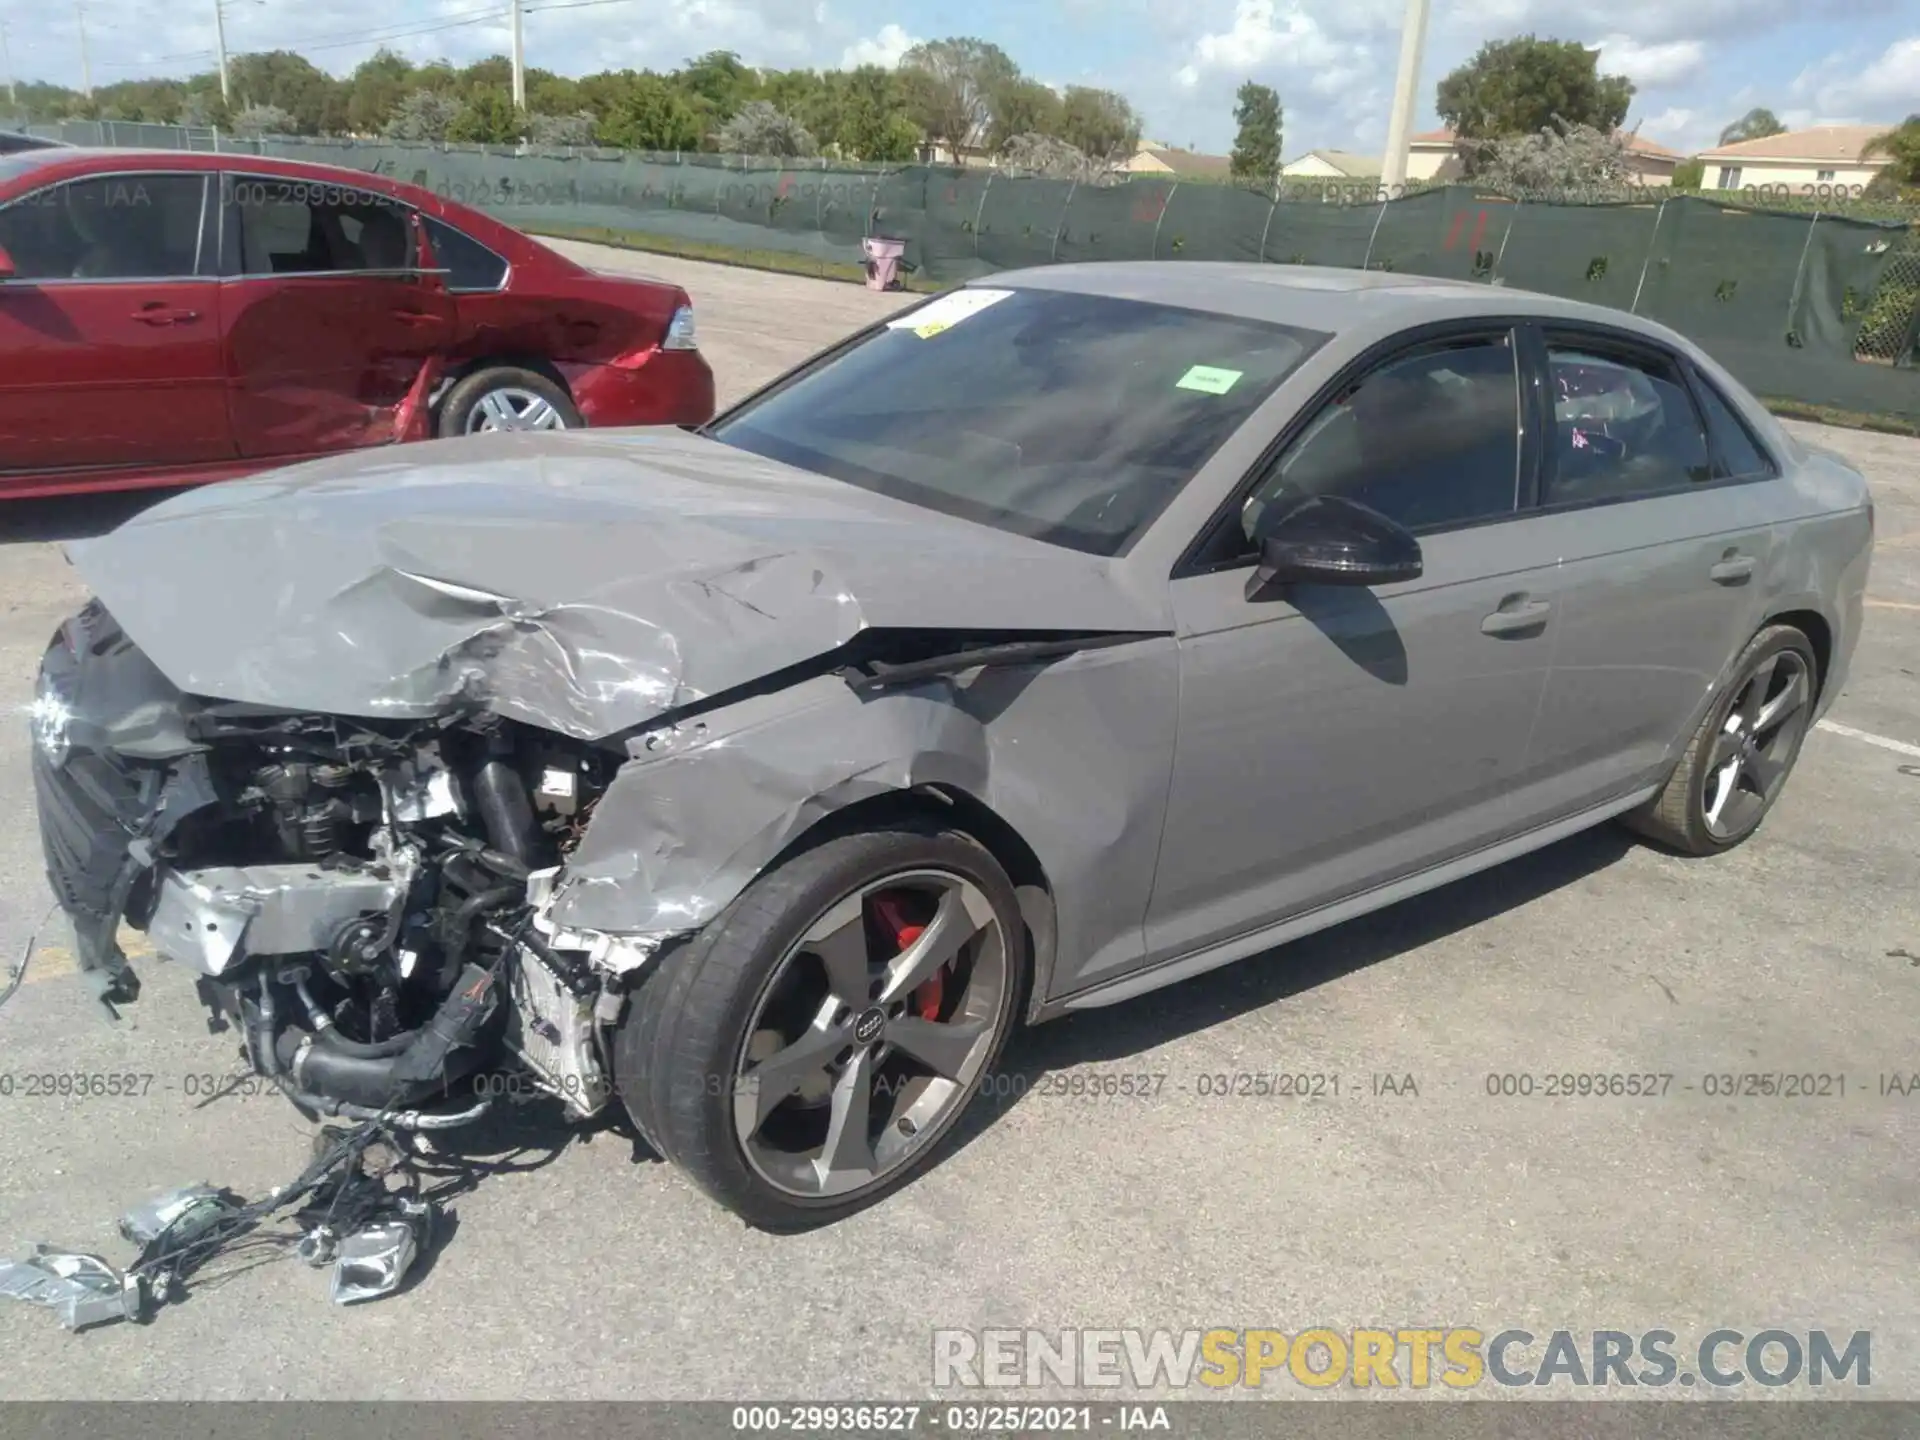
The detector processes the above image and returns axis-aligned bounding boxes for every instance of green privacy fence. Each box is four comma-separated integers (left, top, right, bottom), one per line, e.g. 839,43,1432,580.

20,122,1920,419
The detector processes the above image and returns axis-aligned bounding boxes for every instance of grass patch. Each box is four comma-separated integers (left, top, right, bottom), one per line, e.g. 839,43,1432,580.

1762,398,1920,438
525,222,947,292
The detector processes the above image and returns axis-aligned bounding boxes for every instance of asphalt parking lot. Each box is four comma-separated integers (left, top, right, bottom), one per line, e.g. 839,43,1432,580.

0,241,1916,1400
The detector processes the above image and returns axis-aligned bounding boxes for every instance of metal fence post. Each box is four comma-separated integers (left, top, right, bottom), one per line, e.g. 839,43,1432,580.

1051,180,1078,262
1361,195,1390,270
1257,192,1279,264
971,171,994,260
1490,198,1519,285
1784,210,1822,337
1629,197,1669,314
1150,181,1178,260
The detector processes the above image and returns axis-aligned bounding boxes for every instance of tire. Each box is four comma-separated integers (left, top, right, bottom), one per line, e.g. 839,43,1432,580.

1623,624,1820,856
614,822,1027,1230
435,366,581,438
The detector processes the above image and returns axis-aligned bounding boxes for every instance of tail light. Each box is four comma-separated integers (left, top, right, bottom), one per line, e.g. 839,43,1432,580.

663,304,698,351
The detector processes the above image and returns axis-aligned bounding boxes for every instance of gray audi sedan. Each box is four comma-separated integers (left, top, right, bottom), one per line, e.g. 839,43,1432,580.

34,263,1873,1230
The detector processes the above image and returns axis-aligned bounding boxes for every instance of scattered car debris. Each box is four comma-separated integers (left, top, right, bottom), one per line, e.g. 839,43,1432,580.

0,1116,457,1333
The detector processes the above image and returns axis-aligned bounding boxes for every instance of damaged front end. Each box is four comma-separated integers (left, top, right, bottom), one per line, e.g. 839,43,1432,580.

33,600,645,1127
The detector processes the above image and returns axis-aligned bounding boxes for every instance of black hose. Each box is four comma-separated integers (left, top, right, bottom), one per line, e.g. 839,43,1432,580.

472,759,537,864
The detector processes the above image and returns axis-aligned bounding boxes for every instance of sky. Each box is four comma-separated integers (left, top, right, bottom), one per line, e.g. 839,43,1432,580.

9,0,1918,157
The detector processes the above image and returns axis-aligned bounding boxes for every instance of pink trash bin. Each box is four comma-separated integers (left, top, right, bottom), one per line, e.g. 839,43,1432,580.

862,235,907,291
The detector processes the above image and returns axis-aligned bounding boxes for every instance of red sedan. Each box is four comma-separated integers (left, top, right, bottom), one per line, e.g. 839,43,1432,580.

0,148,716,499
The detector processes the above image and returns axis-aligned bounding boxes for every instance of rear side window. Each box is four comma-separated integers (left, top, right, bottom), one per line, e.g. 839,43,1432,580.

1543,339,1711,505
225,175,414,276
1241,333,1521,542
424,216,508,292
0,174,206,280
1692,375,1776,479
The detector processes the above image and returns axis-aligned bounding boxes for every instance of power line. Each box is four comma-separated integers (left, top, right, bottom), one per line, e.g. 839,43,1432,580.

99,6,509,70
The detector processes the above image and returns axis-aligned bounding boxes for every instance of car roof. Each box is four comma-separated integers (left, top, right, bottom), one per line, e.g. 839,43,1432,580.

987,259,1685,347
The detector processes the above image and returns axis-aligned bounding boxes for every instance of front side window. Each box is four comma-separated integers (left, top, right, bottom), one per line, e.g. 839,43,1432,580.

1239,333,1521,547
0,173,206,281
708,286,1325,557
227,177,415,277
1543,340,1711,504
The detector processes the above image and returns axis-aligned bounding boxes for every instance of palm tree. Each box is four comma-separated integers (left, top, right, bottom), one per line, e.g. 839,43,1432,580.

1865,116,1920,188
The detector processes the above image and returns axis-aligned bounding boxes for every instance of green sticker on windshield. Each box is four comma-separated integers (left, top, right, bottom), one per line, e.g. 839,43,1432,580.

1176,365,1244,395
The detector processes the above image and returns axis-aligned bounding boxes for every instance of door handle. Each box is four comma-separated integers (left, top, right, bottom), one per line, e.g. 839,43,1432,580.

1710,553,1757,584
390,309,442,325
1481,596,1552,637
131,304,199,325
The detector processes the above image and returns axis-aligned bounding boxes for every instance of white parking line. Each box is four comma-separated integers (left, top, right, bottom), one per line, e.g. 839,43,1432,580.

1817,719,1920,760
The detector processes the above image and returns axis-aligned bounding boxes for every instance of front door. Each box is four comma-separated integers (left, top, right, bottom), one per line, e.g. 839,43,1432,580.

1139,328,1564,975
0,172,231,478
218,174,454,459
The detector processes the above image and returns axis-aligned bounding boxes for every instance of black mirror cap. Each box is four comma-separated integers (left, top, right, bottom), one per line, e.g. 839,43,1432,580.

1247,494,1424,600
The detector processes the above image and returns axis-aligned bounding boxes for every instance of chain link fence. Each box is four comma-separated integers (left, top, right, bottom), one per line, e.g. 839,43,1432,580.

10,120,1918,419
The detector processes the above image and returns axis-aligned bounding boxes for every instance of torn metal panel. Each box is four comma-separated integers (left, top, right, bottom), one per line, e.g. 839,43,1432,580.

0,1246,142,1331
552,637,1182,1005
65,428,1170,742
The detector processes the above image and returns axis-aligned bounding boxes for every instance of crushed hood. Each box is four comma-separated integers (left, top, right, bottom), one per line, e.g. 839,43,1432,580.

67,429,1167,740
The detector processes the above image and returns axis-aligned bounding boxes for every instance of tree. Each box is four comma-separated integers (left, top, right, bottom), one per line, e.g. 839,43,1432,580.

835,66,921,161
986,77,1063,154
899,36,1019,160
680,50,757,125
1718,107,1785,146
1866,116,1920,188
1058,86,1141,166
527,110,598,147
1670,156,1705,189
1436,36,1634,151
382,88,463,142
715,100,817,156
597,74,706,152
232,103,296,137
227,50,342,133
346,50,413,135
1467,119,1632,194
447,86,525,144
1230,81,1282,189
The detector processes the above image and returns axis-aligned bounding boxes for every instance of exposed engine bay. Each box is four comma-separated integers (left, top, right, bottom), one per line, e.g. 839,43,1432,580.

33,600,637,1128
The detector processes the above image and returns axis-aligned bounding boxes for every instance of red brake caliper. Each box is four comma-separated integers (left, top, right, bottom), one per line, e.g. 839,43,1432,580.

870,893,941,1021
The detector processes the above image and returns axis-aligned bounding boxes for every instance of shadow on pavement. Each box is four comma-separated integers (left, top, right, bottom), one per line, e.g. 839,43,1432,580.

0,487,189,544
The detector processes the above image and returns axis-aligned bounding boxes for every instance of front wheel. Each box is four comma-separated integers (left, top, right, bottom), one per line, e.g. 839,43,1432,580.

436,366,581,438
1624,624,1819,855
614,823,1027,1230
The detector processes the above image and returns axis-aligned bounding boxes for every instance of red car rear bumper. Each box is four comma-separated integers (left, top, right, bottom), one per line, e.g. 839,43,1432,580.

560,349,717,430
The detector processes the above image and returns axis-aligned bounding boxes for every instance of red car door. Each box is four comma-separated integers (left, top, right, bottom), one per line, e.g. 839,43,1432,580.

217,173,454,460
0,170,232,477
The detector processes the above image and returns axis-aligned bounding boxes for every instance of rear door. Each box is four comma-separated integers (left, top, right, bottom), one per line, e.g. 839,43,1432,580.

0,170,230,476
1141,326,1566,971
217,172,454,459
1511,325,1782,818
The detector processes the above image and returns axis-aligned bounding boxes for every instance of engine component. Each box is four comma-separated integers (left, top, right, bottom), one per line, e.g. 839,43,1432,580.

277,963,501,1110
147,864,402,977
505,939,609,1119
380,744,463,823
472,756,538,864
251,761,374,861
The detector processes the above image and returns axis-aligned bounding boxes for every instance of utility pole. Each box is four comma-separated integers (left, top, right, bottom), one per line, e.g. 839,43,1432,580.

75,0,92,100
509,0,525,110
1379,0,1430,197
214,0,231,104
1,21,17,111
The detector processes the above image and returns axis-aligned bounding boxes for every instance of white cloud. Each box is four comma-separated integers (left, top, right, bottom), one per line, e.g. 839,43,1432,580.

840,23,919,70
1180,0,1348,77
1592,34,1705,88
1850,34,1920,113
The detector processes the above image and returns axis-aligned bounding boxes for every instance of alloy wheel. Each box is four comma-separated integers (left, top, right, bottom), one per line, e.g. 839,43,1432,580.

1701,648,1813,841
732,869,1008,1200
465,386,568,433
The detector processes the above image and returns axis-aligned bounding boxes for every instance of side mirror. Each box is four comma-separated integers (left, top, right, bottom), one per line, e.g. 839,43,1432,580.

1245,494,1423,602
0,244,16,280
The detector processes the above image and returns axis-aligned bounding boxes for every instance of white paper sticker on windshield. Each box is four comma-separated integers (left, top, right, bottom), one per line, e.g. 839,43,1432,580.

887,288,1014,339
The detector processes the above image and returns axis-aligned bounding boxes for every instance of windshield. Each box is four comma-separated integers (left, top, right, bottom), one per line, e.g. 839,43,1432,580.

708,286,1326,556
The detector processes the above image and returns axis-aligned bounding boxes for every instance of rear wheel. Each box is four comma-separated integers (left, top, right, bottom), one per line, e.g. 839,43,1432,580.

614,823,1026,1230
436,366,580,438
1624,624,1818,855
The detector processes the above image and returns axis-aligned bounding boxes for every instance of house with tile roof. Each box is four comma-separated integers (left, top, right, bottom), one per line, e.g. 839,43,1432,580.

1404,127,1684,185
1694,125,1893,192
